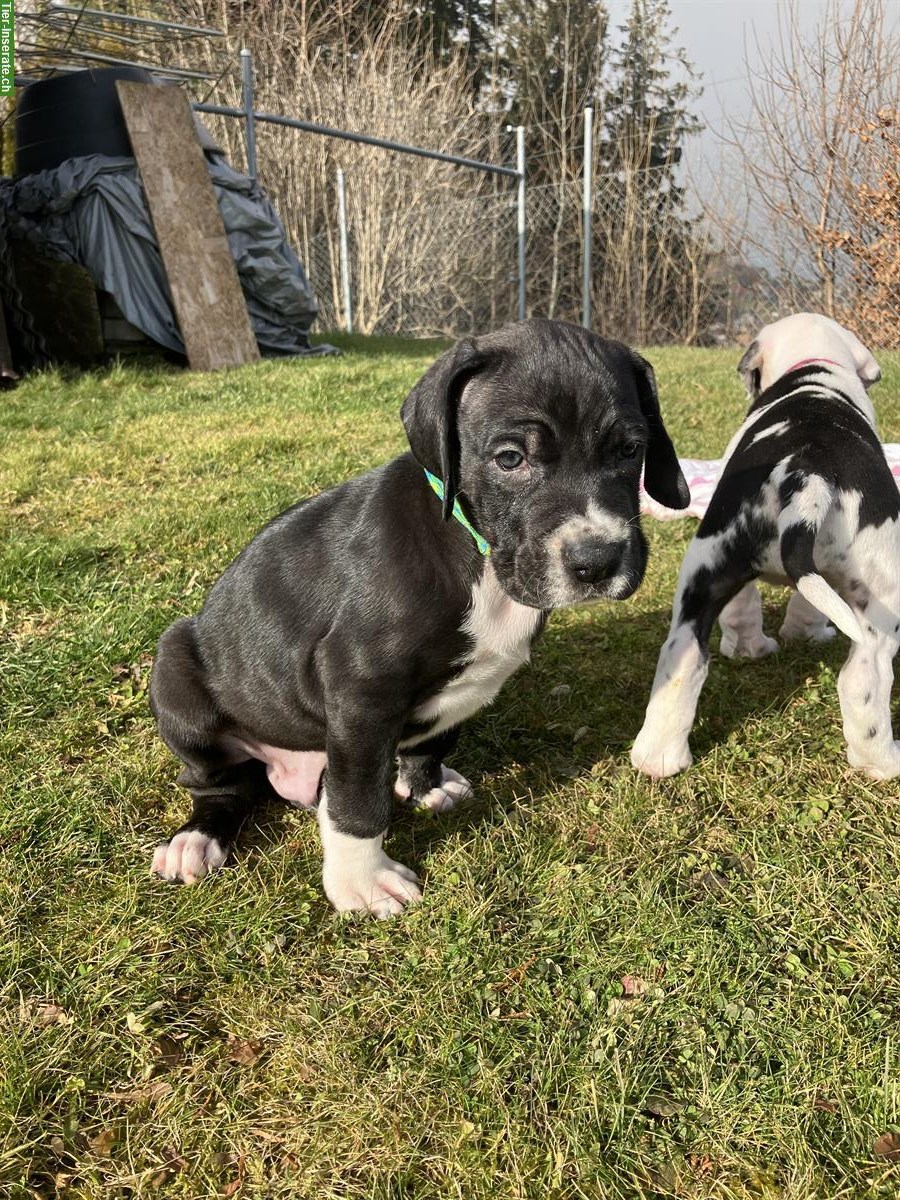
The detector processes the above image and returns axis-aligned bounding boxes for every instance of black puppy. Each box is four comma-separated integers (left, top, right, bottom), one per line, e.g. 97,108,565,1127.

150,318,688,915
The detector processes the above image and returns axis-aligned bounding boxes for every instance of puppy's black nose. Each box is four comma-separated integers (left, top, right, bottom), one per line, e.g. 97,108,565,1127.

563,539,623,585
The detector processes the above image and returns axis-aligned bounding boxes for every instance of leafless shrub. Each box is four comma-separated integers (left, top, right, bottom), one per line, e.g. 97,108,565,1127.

171,0,511,335
153,0,721,340
818,108,900,348
722,0,899,338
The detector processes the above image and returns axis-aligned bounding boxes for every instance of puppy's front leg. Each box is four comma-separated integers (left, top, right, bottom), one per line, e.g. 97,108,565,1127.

319,721,422,917
719,582,779,658
632,537,752,778
395,729,473,813
779,589,837,643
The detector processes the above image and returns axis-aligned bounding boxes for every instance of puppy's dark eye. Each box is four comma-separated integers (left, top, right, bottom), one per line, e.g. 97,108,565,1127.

618,441,640,460
495,450,525,471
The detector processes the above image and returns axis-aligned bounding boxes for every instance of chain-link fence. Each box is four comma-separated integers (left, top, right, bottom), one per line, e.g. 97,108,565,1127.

294,183,521,338
12,7,879,351
198,101,523,340
237,115,797,344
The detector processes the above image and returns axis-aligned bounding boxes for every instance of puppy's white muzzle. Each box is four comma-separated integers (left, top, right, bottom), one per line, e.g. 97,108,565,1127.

543,502,641,606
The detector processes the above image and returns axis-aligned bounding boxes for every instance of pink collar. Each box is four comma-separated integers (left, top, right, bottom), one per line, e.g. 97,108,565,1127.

787,357,845,373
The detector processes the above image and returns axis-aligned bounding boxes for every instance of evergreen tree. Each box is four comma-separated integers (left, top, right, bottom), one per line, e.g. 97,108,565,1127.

421,0,497,91
599,0,702,199
484,1,609,319
586,0,708,339
493,0,608,154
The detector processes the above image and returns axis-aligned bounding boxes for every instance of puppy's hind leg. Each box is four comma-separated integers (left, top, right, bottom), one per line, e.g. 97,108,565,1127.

152,760,265,884
779,589,837,644
632,537,753,778
150,618,263,883
396,729,472,813
837,591,900,780
719,582,779,659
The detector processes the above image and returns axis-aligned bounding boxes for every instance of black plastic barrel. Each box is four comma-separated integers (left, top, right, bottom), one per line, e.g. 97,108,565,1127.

15,67,156,177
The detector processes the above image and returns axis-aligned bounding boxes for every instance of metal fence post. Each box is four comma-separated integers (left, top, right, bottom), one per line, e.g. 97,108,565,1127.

516,125,526,321
240,48,258,181
337,168,353,334
582,106,593,329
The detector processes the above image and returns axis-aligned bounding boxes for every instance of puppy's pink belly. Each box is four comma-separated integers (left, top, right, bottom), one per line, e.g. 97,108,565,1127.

232,737,327,807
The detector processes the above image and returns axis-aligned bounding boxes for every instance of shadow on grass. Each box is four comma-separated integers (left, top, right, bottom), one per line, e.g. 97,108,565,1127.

14,336,444,393
34,353,186,386
234,602,854,876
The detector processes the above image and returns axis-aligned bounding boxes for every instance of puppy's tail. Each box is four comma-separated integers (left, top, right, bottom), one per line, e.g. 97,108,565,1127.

779,476,864,644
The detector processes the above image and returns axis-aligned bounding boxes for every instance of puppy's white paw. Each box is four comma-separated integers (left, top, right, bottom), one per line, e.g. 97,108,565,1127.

631,737,692,779
848,741,900,781
151,830,227,884
720,632,780,659
417,766,473,812
395,764,473,811
809,625,837,643
780,620,836,643
323,851,422,918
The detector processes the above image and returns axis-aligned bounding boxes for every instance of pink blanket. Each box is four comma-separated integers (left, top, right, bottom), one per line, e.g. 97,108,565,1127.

642,445,900,520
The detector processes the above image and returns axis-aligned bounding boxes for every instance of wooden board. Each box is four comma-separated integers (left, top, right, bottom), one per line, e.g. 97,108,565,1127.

116,81,259,372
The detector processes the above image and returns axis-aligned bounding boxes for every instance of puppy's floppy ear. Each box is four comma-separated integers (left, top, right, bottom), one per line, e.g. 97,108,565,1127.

737,339,763,399
401,338,487,519
839,326,881,389
630,351,690,510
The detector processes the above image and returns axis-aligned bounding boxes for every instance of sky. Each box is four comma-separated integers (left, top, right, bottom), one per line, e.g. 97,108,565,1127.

604,0,852,146
601,0,898,242
608,0,900,133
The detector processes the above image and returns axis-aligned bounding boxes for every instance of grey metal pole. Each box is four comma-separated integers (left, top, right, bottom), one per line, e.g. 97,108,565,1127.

195,103,519,177
240,49,258,181
582,105,593,329
337,168,353,335
516,125,526,321
49,2,225,36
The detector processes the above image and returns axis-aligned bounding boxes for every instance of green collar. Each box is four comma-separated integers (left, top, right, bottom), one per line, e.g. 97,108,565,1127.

423,469,491,556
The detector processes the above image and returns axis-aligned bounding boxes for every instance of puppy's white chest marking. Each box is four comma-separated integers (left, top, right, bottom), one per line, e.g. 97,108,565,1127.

407,565,542,745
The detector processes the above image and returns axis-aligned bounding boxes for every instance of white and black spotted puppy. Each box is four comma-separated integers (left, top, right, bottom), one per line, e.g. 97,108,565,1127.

149,318,689,916
632,312,900,782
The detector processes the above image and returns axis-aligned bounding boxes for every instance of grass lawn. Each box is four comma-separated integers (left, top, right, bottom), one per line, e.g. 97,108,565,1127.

2,332,900,1199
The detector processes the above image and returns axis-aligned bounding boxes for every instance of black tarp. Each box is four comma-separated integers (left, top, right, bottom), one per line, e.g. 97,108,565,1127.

0,148,337,358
